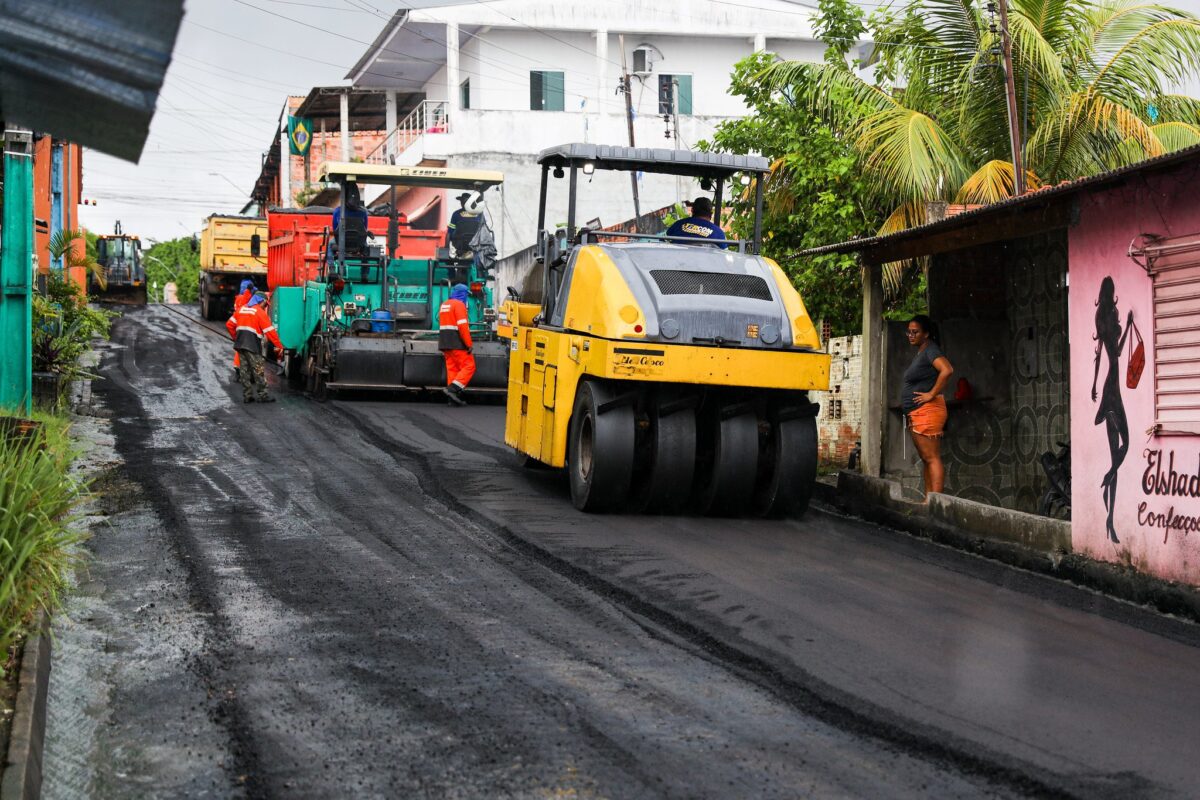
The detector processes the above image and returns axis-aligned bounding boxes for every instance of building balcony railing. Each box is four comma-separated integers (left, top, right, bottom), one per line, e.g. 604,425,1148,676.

364,100,448,165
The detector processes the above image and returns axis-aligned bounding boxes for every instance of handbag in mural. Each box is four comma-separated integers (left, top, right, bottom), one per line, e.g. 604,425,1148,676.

1126,319,1145,389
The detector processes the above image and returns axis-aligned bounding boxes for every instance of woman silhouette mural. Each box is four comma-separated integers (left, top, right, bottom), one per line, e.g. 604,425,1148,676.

1091,276,1133,544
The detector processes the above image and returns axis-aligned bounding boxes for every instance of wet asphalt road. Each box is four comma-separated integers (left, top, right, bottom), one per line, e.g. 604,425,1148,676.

41,305,1200,798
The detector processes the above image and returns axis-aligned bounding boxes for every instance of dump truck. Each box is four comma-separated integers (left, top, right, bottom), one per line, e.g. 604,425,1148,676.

270,162,507,398
92,221,147,304
499,144,831,517
199,214,268,320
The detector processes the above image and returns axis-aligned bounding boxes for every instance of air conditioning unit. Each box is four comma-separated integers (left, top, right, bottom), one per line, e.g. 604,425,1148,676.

632,45,655,76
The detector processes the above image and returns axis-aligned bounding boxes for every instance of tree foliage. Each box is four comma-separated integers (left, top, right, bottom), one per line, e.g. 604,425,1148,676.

144,237,201,303
762,0,1200,296
699,48,880,335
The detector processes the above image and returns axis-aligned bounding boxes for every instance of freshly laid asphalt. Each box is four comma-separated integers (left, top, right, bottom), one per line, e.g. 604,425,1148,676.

40,305,1200,798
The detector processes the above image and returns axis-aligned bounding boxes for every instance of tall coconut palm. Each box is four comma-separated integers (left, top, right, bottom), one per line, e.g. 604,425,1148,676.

763,0,1200,294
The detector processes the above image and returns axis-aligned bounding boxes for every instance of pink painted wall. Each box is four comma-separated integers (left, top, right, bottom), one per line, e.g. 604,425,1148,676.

1069,167,1200,584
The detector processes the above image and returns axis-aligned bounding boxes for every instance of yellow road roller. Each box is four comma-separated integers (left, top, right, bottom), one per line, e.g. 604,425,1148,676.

499,144,830,516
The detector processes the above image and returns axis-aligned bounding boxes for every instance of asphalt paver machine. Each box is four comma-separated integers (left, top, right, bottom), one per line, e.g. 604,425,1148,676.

271,162,506,399
499,144,831,516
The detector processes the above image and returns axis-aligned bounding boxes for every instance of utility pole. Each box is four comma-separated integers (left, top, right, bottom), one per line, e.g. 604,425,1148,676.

618,34,642,228
1,127,34,414
996,0,1026,196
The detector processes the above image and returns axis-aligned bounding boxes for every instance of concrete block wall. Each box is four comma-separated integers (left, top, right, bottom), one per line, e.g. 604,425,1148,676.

816,334,862,467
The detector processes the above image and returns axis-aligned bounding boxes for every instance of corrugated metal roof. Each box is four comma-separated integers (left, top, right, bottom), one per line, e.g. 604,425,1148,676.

799,143,1200,259
0,0,183,162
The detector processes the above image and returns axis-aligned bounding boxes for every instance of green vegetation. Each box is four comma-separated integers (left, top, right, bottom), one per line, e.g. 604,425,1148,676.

144,236,201,303
761,0,1200,296
48,228,105,290
0,414,86,674
33,274,115,385
699,0,888,335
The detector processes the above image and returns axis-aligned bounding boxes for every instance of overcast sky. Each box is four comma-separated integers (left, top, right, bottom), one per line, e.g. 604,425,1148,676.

78,0,1200,243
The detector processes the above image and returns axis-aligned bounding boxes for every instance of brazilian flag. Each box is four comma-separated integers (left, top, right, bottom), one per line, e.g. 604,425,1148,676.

288,116,313,156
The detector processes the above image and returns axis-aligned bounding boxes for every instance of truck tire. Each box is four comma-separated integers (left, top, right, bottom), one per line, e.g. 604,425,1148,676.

568,381,634,512
200,283,218,320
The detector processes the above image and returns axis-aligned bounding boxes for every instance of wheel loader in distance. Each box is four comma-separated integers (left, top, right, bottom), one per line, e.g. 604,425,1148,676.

499,144,831,517
92,221,147,304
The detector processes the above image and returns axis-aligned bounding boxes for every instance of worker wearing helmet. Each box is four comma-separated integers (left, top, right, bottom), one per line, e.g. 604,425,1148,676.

447,191,485,258
230,279,257,375
225,291,283,404
438,283,476,406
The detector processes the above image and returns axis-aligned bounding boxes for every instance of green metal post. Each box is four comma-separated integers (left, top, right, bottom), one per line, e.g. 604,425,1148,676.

1,128,34,415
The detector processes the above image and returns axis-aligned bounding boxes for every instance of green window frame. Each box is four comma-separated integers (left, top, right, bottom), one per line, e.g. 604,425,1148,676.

658,74,692,115
530,70,565,111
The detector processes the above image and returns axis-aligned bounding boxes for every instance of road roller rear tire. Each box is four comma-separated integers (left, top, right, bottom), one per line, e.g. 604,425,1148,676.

695,403,759,516
568,381,635,512
631,390,697,514
754,407,818,518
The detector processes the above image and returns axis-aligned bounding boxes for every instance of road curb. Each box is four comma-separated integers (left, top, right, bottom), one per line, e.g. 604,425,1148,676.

1,612,50,800
819,471,1200,625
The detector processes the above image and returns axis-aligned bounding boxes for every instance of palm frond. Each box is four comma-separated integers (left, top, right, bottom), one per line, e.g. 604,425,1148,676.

1150,120,1200,152
855,106,971,202
1086,5,1200,99
1150,94,1200,125
1030,90,1161,179
878,201,928,298
955,160,1043,203
757,60,896,130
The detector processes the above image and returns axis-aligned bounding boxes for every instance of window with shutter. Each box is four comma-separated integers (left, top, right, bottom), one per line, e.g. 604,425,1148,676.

1139,233,1200,434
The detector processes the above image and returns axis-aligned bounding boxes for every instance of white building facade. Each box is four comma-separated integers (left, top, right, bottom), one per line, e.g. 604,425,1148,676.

344,0,855,256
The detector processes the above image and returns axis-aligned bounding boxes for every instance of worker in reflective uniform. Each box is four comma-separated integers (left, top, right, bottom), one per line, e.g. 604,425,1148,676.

438,283,475,406
231,279,257,374
225,292,283,404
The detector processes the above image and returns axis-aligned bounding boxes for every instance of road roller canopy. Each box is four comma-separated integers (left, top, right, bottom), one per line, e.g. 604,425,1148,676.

537,144,769,179
316,162,504,191
535,143,769,256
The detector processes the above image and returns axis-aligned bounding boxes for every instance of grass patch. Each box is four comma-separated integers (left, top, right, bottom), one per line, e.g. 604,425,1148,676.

0,410,88,676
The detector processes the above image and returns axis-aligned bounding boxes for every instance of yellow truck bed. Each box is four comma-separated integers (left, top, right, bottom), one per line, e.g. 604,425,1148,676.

200,215,267,274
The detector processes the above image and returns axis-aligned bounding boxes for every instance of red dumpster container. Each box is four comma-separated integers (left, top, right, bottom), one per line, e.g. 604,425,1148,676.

266,209,443,290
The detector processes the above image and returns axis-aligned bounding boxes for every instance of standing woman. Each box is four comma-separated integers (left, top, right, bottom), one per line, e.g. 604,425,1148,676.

902,315,955,499
1091,276,1132,544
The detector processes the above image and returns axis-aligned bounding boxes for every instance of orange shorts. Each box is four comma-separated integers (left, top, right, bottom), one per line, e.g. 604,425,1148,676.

908,395,947,438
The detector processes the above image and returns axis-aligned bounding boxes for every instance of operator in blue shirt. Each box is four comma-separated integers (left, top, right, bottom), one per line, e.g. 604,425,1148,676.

666,196,727,248
331,181,369,240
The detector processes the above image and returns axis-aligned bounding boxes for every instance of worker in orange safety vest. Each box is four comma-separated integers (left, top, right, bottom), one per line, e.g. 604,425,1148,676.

231,279,256,374
225,292,284,403
438,283,475,406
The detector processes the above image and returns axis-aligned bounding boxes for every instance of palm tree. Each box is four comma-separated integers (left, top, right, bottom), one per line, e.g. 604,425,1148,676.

763,0,1200,294
47,228,105,290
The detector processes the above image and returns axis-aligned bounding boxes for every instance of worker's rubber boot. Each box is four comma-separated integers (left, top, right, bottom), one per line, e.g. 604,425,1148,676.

442,385,467,407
